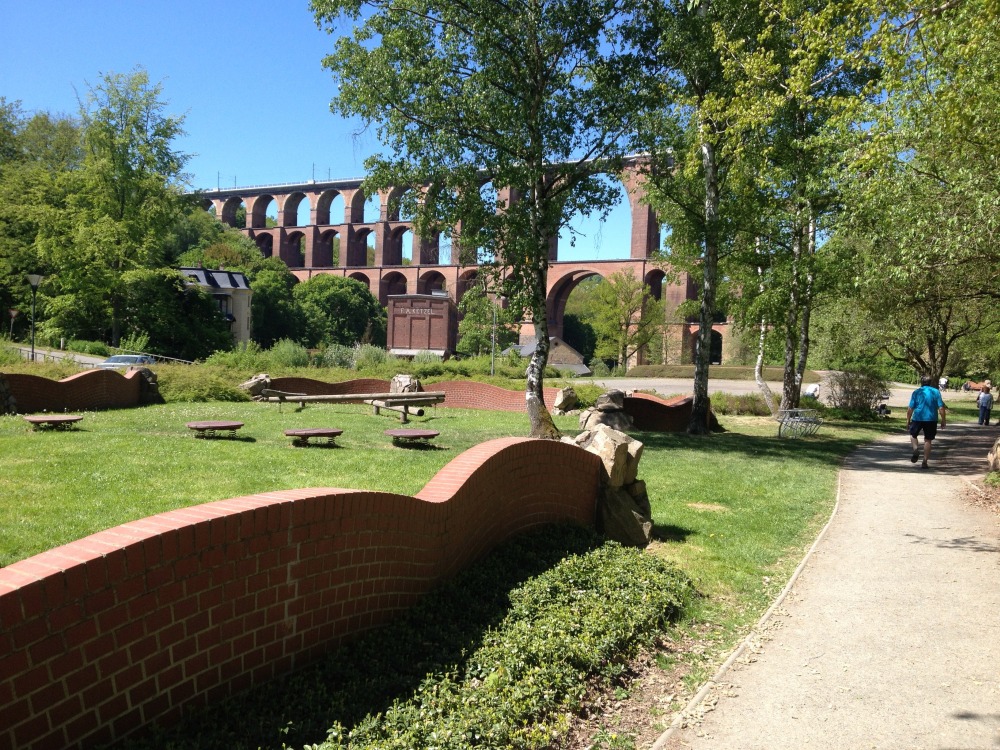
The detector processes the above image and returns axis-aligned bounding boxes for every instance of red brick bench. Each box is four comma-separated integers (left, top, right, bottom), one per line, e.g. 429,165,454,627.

186,420,245,438
284,428,343,447
385,428,439,446
23,414,84,430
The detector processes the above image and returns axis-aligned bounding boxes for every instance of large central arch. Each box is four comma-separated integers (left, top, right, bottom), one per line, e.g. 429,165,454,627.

196,159,727,362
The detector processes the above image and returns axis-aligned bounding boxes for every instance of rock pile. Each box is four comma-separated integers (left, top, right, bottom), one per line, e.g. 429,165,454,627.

551,386,579,415
564,423,653,547
134,367,164,405
578,389,634,432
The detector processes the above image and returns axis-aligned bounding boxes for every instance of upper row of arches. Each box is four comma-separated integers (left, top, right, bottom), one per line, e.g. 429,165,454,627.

203,170,663,264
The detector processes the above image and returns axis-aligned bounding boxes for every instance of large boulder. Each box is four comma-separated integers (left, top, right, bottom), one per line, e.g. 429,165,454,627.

390,374,422,393
134,368,164,405
553,386,578,412
595,389,626,411
988,437,1000,472
579,407,634,432
598,487,654,549
239,373,272,398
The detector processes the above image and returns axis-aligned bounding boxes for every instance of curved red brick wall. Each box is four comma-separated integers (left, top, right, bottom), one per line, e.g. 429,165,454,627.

432,380,560,411
623,392,720,432
267,377,559,411
623,392,693,432
0,438,600,750
3,370,145,414
267,377,391,396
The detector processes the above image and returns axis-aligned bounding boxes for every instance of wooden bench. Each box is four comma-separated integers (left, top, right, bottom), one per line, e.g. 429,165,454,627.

284,428,342,447
776,409,822,438
23,414,84,430
384,428,439,446
186,420,245,439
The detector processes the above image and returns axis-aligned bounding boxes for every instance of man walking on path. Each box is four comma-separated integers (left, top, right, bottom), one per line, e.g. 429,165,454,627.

907,375,947,468
659,423,1000,750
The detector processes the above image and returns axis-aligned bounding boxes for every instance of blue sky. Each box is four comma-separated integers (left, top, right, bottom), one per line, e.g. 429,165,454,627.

1,0,633,260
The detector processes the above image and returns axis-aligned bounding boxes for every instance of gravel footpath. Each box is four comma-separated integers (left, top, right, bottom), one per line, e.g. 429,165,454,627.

656,422,1000,750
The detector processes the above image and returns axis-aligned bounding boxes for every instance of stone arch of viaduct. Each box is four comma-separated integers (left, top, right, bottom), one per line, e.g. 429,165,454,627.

199,161,727,361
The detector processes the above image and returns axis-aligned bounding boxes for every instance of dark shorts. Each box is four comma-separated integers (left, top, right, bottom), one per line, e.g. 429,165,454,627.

909,420,938,440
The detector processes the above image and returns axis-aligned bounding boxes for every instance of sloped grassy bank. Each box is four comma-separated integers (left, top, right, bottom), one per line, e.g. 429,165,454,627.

126,525,695,750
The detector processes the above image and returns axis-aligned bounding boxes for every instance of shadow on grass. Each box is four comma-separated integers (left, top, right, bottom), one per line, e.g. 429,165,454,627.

126,524,607,750
191,435,257,443
634,425,887,470
654,523,693,543
389,441,447,450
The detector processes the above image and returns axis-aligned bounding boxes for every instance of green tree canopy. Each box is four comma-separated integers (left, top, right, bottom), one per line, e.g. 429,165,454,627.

250,267,305,349
589,270,664,372
119,268,232,360
41,67,191,344
312,0,656,437
456,284,519,357
293,274,386,348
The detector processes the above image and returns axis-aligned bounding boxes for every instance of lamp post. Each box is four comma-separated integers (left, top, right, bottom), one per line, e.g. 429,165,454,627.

489,294,508,377
26,274,43,362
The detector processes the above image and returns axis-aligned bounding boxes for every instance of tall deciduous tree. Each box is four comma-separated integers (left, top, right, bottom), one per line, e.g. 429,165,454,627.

46,68,189,344
590,270,664,372
633,0,767,433
835,0,1000,380
312,0,655,437
118,268,232,360
637,0,874,422
456,284,519,357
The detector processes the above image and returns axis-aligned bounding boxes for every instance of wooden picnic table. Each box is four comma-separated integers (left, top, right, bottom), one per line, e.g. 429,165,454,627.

186,420,245,439
23,414,84,430
284,428,343,447
384,428,440,446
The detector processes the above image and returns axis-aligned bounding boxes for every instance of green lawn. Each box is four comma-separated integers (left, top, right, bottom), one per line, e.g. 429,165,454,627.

1,398,920,748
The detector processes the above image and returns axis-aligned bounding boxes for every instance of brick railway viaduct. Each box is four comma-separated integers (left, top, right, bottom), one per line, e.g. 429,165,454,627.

199,160,728,361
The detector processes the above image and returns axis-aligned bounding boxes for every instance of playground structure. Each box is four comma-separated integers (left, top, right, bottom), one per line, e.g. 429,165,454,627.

259,388,446,423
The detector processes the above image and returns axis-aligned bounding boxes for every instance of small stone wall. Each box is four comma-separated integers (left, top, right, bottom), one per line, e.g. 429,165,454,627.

0,438,601,750
1,369,156,414
623,392,720,432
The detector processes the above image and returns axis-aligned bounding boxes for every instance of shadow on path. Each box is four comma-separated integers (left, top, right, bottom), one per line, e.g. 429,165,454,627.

844,422,998,478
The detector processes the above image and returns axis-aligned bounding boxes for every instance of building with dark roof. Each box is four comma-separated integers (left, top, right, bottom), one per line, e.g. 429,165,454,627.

179,267,253,343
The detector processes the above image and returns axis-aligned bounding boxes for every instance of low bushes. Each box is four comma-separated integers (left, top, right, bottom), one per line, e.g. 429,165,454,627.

708,391,773,416
825,370,890,419
154,366,250,402
128,525,695,750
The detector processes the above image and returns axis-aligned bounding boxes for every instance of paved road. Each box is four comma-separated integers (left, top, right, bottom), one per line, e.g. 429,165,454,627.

585,376,928,408
656,422,1000,750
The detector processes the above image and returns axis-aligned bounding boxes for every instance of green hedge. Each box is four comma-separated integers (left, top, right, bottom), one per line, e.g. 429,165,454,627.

129,525,695,750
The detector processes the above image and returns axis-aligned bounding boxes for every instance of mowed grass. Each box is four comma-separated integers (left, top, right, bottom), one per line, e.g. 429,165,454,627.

2,397,910,742
3,399,894,599
0,402,570,567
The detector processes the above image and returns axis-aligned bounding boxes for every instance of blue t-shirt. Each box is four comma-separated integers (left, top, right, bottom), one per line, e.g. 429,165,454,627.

909,385,945,421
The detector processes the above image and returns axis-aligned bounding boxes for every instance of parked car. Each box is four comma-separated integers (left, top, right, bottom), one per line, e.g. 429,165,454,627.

97,354,156,369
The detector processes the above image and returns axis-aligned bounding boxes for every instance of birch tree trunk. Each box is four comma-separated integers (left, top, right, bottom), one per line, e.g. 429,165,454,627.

524,181,559,439
780,211,803,411
753,237,777,415
794,213,816,396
